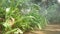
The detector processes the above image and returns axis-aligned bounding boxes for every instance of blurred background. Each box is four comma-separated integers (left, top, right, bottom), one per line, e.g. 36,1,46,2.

31,0,60,24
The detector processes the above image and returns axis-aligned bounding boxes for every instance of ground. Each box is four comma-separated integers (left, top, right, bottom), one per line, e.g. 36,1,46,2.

24,23,60,34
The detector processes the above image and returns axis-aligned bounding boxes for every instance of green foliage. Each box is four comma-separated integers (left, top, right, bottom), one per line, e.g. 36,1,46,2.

0,0,47,34
46,4,60,23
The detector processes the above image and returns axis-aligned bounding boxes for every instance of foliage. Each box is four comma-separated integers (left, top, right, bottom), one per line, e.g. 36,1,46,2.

33,0,60,23
46,4,60,23
0,0,47,34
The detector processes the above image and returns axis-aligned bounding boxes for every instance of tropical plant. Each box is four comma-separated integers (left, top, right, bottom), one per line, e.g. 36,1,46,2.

0,0,47,34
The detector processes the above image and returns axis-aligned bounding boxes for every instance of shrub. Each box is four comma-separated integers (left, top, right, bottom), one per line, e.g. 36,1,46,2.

0,0,47,34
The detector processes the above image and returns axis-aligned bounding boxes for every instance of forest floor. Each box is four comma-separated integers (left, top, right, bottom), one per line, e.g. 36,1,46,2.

24,23,60,34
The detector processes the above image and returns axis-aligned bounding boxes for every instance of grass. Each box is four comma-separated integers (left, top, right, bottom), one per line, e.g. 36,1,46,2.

0,0,47,34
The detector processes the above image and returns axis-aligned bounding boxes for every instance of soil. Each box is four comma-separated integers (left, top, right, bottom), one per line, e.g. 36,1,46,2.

24,24,60,34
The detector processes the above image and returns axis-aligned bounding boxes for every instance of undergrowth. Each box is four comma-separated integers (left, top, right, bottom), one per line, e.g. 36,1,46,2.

0,0,47,34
